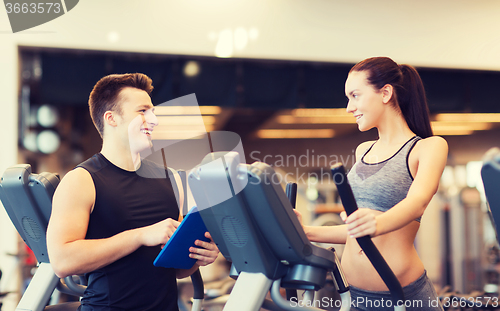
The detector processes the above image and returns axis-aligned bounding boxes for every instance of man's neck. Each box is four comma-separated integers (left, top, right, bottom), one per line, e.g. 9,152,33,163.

100,140,140,171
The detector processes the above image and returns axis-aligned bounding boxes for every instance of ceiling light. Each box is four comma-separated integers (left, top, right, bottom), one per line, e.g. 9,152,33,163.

154,106,221,115
256,129,335,139
37,104,58,127
277,115,355,124
37,130,60,154
431,121,492,132
107,31,120,43
153,132,207,140
156,116,216,126
291,108,349,117
183,61,201,77
23,131,38,152
152,128,214,140
153,124,214,132
434,113,500,123
215,28,233,58
432,129,475,136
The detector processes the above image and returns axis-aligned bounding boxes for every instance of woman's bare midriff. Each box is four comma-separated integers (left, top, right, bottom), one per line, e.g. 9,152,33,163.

341,211,425,291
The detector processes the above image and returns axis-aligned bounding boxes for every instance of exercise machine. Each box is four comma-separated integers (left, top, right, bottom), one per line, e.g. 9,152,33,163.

482,148,500,243
432,147,500,311
0,164,81,311
188,151,407,311
0,164,204,311
0,269,10,310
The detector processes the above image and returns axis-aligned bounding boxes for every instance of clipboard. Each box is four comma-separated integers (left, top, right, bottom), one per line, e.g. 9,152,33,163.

153,206,210,269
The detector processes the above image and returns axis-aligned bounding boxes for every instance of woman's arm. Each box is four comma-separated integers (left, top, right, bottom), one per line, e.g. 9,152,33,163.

303,225,348,244
344,136,448,238
293,209,348,244
291,141,375,245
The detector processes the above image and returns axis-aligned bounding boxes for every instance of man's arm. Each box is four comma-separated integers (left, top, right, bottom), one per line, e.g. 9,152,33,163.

46,168,179,278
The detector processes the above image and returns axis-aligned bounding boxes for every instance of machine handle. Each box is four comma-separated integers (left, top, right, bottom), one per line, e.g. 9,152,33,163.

178,170,188,217
63,275,86,296
285,182,298,209
182,170,205,303
190,268,205,300
285,182,299,300
331,163,405,306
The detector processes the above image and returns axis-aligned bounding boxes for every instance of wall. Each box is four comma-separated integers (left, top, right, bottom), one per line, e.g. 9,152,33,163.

0,35,19,309
2,1,500,70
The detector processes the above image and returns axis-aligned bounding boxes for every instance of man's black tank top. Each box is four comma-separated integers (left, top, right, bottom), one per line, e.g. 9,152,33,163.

76,153,179,311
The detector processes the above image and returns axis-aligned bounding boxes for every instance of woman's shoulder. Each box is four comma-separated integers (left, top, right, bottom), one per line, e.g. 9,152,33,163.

414,136,448,159
416,135,448,149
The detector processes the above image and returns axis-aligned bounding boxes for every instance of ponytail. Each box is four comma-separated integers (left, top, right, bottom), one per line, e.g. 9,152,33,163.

398,64,433,138
350,57,433,138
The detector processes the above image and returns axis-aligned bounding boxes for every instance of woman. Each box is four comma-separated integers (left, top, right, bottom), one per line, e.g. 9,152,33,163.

300,57,448,311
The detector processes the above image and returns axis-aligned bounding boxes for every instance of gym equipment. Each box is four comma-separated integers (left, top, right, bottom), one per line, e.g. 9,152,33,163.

331,163,405,310
482,148,500,240
470,147,500,311
188,151,407,311
0,164,204,311
0,269,10,311
285,182,299,302
0,164,74,311
433,147,500,311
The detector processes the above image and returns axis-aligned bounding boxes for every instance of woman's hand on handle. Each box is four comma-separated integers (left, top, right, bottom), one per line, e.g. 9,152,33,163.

341,208,378,238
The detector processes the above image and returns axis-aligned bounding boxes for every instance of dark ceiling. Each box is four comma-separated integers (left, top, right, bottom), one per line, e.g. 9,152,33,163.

20,47,500,145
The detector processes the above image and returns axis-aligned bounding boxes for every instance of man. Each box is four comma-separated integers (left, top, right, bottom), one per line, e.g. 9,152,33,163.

47,73,219,311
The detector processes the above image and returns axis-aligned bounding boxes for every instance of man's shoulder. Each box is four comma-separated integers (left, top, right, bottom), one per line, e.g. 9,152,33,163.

76,154,106,174
56,167,95,198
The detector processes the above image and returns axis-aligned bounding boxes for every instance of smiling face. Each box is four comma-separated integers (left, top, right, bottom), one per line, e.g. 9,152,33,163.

345,70,388,132
113,87,158,155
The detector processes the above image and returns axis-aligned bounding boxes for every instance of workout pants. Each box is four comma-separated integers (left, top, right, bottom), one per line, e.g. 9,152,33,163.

349,271,444,311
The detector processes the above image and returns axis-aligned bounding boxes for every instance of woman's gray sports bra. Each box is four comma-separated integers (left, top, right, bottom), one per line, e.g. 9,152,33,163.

346,136,422,222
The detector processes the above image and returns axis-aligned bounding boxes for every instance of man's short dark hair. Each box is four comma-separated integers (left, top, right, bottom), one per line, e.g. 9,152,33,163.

89,73,154,137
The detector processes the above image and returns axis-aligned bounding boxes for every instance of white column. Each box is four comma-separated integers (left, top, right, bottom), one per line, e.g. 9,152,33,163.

0,37,21,311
